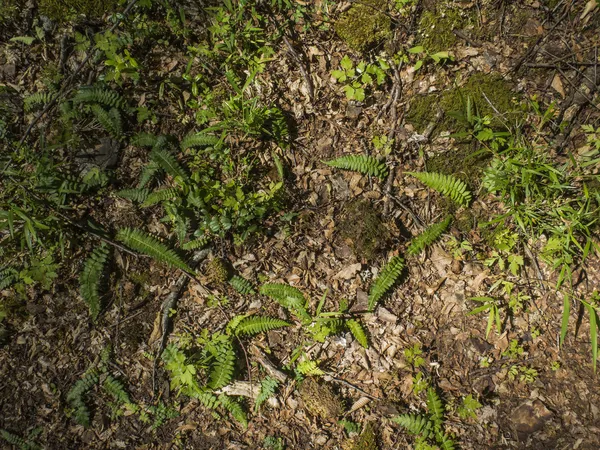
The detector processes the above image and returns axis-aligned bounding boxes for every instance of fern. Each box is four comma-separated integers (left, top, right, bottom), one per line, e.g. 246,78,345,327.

67,368,100,427
218,394,248,428
180,133,220,150
117,188,150,203
260,283,310,321
116,228,193,272
406,172,472,207
72,87,126,109
0,429,40,450
103,374,131,405
207,341,236,389
368,255,405,311
324,155,388,178
426,388,444,427
347,319,368,348
24,91,53,112
80,244,110,321
255,377,279,412
296,360,324,376
181,236,210,250
233,316,290,336
229,275,255,294
90,105,122,139
138,161,161,188
392,413,433,438
437,434,457,450
141,187,179,207
150,147,190,183
189,387,220,409
131,132,158,147
0,267,18,290
407,215,453,257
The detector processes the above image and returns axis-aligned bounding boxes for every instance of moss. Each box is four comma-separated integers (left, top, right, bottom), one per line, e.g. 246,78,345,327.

338,200,389,262
299,378,344,420
407,72,518,133
335,0,391,52
351,422,378,450
205,258,230,285
40,0,119,22
417,4,476,53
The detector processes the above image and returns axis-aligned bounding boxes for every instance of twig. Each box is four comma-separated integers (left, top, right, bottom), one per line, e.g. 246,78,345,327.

282,35,314,102
452,29,482,47
250,345,289,383
325,374,381,401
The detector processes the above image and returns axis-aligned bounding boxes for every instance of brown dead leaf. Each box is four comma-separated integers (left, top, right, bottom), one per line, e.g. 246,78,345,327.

333,263,362,280
551,74,566,98
148,312,161,346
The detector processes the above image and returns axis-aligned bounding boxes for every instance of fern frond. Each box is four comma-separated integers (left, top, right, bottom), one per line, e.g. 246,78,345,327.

150,147,190,183
218,394,248,428
67,368,100,427
0,267,18,290
131,132,157,147
24,91,53,112
138,161,161,189
181,236,210,250
116,228,192,272
368,255,405,311
437,433,456,450
103,374,131,405
392,413,433,438
207,341,236,390
0,429,40,450
90,105,122,139
117,188,150,203
233,316,290,336
189,387,219,409
141,187,179,207
426,388,444,427
324,155,388,178
180,133,220,150
255,377,279,412
347,319,368,348
296,360,324,376
80,244,110,321
72,87,126,109
260,283,311,322
406,172,472,207
407,215,453,257
229,275,255,295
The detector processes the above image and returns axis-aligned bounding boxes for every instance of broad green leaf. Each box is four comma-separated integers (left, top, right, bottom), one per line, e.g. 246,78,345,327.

408,45,424,54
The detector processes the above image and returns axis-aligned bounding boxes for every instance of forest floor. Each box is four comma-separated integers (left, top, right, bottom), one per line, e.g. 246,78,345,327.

2,0,600,449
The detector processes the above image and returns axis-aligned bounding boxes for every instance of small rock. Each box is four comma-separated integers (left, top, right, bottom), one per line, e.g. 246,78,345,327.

511,399,553,440
346,104,362,119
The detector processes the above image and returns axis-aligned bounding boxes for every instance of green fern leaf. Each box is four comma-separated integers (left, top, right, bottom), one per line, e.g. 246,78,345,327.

426,388,444,427
80,244,110,321
116,228,192,272
103,374,131,405
347,319,369,348
137,161,161,188
255,377,279,412
233,316,290,336
181,236,210,250
368,255,405,311
207,341,236,389
180,133,220,150
67,368,100,427
24,91,53,112
229,275,255,294
141,187,179,207
90,105,122,139
406,172,472,206
437,434,457,450
324,155,388,178
117,188,150,203
131,132,158,147
72,87,126,109
407,215,453,257
218,394,248,428
0,429,41,450
260,283,310,322
0,267,18,290
296,360,324,376
150,147,190,183
392,413,433,438
189,387,219,409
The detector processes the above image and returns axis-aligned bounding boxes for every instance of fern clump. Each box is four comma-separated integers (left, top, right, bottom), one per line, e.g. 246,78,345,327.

324,154,388,178
80,244,110,321
368,255,405,311
103,374,131,405
90,105,122,139
117,188,150,203
131,132,158,148
406,172,472,207
407,215,453,257
116,228,193,272
255,377,279,412
0,267,18,290
141,187,179,207
229,275,255,294
260,283,311,322
24,91,53,112
149,146,190,184
72,87,126,110
0,429,40,450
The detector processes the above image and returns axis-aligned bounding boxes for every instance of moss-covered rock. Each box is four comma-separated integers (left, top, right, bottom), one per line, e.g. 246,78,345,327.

299,377,344,420
338,200,389,262
205,258,230,285
335,0,391,52
40,0,119,22
417,3,476,53
351,422,378,450
406,72,518,133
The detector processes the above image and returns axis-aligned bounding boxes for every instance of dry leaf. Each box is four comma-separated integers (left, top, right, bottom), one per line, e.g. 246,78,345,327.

551,74,566,98
333,263,362,280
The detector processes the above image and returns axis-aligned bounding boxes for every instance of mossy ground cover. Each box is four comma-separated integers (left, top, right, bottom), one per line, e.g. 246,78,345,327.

334,0,391,52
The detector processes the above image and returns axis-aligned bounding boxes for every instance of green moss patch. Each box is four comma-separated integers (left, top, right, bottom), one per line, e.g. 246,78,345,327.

338,200,389,262
417,4,475,53
335,0,391,52
406,72,518,133
40,0,118,21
